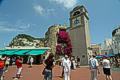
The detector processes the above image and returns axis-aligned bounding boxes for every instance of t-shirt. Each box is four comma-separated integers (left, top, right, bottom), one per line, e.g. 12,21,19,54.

103,59,110,68
30,57,34,63
89,58,99,70
45,58,54,70
16,59,22,68
6,58,10,64
0,58,5,69
63,59,71,72
61,57,65,66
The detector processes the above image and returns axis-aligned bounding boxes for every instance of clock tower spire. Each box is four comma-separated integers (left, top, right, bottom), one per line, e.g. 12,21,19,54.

67,5,92,66
70,5,89,27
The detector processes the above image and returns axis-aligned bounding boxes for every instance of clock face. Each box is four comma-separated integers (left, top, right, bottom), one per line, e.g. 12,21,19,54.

72,16,81,27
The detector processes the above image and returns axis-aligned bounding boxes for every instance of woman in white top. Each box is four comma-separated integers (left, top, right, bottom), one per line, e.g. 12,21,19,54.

102,55,112,80
5,57,10,72
30,56,34,67
72,58,76,70
63,55,71,80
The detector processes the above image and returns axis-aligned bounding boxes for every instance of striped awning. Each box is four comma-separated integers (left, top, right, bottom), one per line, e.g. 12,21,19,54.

0,49,47,55
26,50,47,55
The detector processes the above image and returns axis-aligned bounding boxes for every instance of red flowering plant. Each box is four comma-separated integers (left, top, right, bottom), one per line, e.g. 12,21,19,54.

56,30,72,56
56,45,62,55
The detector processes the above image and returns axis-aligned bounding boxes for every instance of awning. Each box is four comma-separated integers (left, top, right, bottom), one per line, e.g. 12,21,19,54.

26,50,47,55
0,50,19,55
97,56,103,58
0,49,47,56
107,54,115,57
12,50,30,55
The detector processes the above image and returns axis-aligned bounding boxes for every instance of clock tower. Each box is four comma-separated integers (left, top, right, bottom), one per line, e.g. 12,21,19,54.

67,5,92,66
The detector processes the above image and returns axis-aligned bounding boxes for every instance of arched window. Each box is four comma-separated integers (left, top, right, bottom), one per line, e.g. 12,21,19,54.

73,11,80,16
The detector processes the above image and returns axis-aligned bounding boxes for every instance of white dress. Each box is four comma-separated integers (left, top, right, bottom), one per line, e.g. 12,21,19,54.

63,59,71,80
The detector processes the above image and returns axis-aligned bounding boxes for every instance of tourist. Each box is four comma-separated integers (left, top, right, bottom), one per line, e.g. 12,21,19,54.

72,58,77,70
57,55,70,78
29,56,34,67
61,56,65,78
5,56,10,72
102,55,112,80
89,55,100,80
12,56,16,65
115,57,119,67
0,54,6,80
14,56,23,80
77,56,80,68
43,53,55,80
62,55,71,80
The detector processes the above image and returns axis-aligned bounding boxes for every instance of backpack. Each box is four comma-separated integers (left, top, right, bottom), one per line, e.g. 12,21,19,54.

0,61,5,69
90,58,96,69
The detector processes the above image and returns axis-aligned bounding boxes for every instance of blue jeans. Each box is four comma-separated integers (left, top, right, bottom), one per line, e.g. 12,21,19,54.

90,69,98,80
44,69,52,80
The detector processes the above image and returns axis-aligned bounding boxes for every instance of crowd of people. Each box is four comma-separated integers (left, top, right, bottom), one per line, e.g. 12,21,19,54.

0,55,11,80
0,54,34,80
42,53,80,80
0,53,119,80
98,56,120,68
89,55,113,80
0,53,80,80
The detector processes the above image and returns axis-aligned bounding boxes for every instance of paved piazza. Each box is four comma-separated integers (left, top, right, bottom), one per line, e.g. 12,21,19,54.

3,64,120,80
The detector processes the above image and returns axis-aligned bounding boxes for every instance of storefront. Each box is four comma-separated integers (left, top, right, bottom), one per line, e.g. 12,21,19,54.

0,49,50,64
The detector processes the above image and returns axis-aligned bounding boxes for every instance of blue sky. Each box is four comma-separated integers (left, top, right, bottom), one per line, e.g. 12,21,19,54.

0,0,120,49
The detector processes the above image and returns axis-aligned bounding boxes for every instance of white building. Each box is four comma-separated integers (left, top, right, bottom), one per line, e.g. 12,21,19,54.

104,39,112,50
102,25,120,55
102,39,113,55
112,25,120,54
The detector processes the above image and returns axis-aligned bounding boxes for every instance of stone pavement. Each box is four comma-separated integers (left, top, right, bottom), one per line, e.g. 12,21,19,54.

3,64,120,80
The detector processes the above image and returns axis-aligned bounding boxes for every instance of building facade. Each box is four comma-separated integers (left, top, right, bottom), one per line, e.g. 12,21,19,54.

67,5,92,66
112,25,120,54
102,39,113,55
45,24,66,55
104,39,112,50
91,44,102,56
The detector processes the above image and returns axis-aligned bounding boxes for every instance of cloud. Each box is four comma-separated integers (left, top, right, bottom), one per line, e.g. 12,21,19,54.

47,9,54,13
19,24,30,29
33,5,55,16
16,20,31,30
0,20,33,32
46,9,55,15
0,26,22,32
34,5,44,15
49,0,78,9
0,21,19,32
0,21,7,25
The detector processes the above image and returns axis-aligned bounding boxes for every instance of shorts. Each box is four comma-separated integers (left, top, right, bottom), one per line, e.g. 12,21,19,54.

103,68,111,75
0,69,4,74
17,68,22,74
